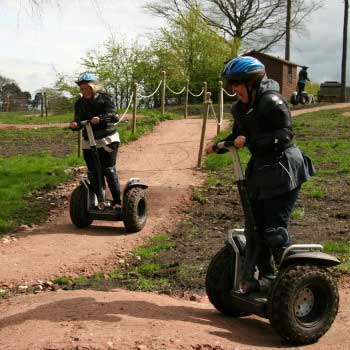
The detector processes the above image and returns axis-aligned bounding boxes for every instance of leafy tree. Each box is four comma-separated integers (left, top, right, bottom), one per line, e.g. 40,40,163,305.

80,36,142,110
43,88,74,113
149,7,231,102
0,77,32,111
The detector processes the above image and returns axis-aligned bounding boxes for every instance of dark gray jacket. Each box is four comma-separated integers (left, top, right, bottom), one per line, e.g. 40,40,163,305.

219,76,315,200
73,92,119,140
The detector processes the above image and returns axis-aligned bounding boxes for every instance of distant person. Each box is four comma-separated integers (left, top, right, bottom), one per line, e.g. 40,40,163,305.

297,66,310,97
69,73,122,210
206,56,315,293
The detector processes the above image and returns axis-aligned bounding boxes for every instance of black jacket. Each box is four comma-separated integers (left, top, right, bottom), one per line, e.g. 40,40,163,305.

73,92,119,140
219,76,315,200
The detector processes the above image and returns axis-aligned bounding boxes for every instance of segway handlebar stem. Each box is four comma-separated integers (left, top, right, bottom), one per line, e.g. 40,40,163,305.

216,141,244,181
80,120,96,148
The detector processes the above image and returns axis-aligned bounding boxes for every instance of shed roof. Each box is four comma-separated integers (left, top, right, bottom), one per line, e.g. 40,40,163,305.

244,50,300,67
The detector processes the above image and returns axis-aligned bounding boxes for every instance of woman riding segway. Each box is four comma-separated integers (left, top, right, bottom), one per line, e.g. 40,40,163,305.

206,56,315,293
70,73,122,211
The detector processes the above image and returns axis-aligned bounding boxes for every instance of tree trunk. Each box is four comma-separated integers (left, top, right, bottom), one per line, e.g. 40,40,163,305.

285,0,291,61
341,0,349,102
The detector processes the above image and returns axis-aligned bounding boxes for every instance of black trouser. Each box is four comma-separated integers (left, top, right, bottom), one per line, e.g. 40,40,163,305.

251,187,300,274
297,82,305,96
83,142,121,205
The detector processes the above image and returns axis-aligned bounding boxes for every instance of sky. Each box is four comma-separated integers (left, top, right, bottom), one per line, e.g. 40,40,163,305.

0,0,348,96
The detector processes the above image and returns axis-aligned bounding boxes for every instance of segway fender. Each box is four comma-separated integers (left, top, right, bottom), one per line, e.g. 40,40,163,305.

123,178,148,193
281,251,340,268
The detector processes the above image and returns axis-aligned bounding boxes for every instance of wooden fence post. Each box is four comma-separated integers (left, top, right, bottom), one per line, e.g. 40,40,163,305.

6,94,10,112
44,91,48,118
132,82,138,134
184,79,189,119
203,82,207,103
217,81,223,135
197,92,211,168
40,93,44,117
161,70,166,115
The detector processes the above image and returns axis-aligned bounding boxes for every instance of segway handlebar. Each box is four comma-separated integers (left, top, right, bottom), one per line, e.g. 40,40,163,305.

216,140,234,150
216,141,244,181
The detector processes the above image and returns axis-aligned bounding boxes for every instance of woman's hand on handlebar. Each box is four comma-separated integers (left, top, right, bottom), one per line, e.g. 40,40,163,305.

70,121,78,129
234,135,246,149
91,116,100,125
206,142,216,154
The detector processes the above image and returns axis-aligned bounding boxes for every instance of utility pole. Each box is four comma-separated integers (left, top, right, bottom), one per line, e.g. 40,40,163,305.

285,0,291,61
341,0,349,102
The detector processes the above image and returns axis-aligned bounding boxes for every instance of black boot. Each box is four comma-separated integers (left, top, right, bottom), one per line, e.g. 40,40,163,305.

103,166,121,206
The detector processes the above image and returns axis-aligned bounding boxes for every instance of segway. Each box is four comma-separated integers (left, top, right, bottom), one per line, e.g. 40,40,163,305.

290,91,315,105
70,120,148,233
206,141,340,345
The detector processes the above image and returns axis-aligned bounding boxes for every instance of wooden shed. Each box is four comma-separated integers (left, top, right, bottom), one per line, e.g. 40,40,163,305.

244,51,299,99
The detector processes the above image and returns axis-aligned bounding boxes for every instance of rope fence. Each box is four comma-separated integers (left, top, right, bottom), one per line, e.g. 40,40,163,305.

188,88,204,97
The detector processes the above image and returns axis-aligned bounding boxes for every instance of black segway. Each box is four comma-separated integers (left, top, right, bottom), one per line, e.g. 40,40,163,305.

206,141,340,345
70,120,148,233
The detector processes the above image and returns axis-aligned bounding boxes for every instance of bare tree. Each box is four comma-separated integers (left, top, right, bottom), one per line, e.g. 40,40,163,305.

341,0,349,102
145,0,323,53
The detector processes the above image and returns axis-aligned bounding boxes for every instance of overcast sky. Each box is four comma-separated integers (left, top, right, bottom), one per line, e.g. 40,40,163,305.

0,0,348,96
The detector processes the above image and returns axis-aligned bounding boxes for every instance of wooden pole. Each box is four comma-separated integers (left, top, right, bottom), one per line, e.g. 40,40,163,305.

6,94,10,112
132,82,138,134
285,0,291,61
341,0,349,102
161,70,166,115
184,79,189,119
197,92,211,168
40,93,43,117
44,91,48,118
217,81,223,135
203,82,208,103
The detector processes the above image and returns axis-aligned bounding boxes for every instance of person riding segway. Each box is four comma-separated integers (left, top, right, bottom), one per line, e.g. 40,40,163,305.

205,56,340,344
291,66,312,105
69,73,148,233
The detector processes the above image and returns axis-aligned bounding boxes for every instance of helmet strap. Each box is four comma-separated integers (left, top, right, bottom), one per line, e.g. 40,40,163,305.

245,79,261,106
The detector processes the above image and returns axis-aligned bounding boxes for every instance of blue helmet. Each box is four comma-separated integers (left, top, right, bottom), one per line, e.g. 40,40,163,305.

222,56,265,83
75,72,98,85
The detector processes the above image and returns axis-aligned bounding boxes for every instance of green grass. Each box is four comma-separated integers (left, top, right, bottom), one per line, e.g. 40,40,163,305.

137,263,163,275
291,207,305,219
0,152,81,232
132,234,175,259
322,241,350,273
52,276,74,286
0,111,73,124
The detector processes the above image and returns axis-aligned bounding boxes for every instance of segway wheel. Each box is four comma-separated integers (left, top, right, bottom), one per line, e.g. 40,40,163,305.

70,185,93,228
290,94,298,105
268,264,339,345
300,94,308,105
206,245,250,317
123,187,147,233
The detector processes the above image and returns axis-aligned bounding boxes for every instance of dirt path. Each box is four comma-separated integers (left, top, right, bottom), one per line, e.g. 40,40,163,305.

0,106,350,349
0,282,349,350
